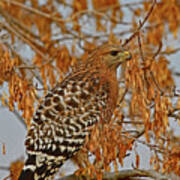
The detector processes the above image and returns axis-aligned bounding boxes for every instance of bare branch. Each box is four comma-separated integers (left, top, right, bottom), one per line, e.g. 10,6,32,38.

153,41,162,58
150,71,164,94
137,29,145,62
123,0,157,46
58,169,170,180
0,166,9,171
1,0,131,25
161,47,180,56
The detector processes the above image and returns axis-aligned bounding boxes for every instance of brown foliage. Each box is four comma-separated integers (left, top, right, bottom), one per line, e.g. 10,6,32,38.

9,160,24,180
0,0,180,179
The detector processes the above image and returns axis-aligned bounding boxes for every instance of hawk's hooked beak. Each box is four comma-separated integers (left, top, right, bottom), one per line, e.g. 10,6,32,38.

123,51,132,61
115,50,132,66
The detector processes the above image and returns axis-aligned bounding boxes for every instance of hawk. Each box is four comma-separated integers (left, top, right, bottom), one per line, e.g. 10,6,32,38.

18,44,131,180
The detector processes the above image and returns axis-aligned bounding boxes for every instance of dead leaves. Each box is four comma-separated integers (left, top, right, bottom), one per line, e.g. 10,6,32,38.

145,0,180,45
8,74,36,127
0,51,18,84
9,160,24,180
0,0,180,179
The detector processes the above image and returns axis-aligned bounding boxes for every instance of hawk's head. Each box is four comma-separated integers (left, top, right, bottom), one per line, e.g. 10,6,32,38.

88,44,132,69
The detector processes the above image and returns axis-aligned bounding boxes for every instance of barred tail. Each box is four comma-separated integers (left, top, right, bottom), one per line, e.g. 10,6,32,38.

18,168,35,180
18,153,62,180
18,154,36,180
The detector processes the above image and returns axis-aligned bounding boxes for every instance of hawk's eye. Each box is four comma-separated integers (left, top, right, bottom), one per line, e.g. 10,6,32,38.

110,51,119,56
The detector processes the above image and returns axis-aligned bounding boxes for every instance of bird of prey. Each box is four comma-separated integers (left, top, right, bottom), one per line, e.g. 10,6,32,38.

18,44,131,180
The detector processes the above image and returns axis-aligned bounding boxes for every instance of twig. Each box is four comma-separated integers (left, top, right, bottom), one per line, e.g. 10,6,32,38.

153,41,162,58
137,28,145,61
122,130,144,135
120,120,144,124
17,65,39,70
119,88,128,103
0,6,40,41
0,166,9,171
0,7,59,71
137,28,152,93
1,0,65,23
0,20,59,74
132,127,145,139
121,131,175,156
0,21,49,62
1,0,131,25
160,47,180,55
150,71,164,94
123,0,157,46
0,6,42,51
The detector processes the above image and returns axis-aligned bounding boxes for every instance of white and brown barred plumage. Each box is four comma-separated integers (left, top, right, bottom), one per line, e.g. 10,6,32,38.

18,44,131,180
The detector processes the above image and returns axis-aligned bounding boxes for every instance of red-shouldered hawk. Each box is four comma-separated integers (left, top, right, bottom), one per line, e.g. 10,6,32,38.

18,44,131,180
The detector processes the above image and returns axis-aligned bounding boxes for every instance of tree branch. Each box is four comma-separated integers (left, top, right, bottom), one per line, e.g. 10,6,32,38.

123,0,157,46
58,169,170,180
